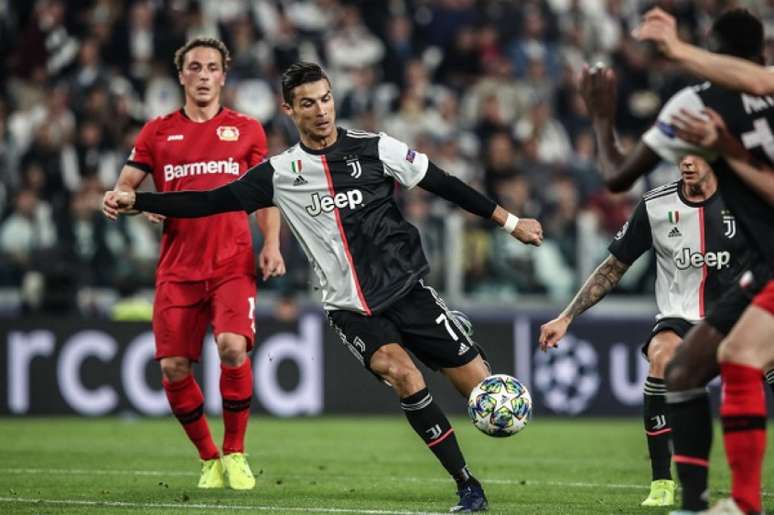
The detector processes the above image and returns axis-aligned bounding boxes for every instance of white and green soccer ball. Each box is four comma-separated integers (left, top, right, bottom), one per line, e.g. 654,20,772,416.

467,374,532,437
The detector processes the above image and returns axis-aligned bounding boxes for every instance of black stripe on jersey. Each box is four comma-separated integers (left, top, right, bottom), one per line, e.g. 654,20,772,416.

126,160,153,174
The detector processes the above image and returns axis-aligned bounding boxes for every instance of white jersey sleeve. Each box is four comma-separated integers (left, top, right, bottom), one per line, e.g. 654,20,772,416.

641,85,719,164
377,133,429,189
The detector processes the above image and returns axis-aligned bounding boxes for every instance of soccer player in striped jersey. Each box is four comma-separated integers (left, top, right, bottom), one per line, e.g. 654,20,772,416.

104,62,544,512
583,9,774,513
635,9,774,514
539,155,752,507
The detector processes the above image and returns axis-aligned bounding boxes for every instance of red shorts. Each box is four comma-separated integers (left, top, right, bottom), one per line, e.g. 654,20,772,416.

153,274,257,361
752,279,774,315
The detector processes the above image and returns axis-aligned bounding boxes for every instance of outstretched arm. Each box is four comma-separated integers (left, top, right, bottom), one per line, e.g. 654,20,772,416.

418,162,544,246
634,7,774,96
104,185,245,220
539,255,629,350
579,65,661,191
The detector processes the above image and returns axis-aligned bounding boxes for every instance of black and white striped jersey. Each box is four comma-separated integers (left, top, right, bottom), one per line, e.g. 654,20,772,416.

608,180,751,322
642,81,774,266
227,128,431,314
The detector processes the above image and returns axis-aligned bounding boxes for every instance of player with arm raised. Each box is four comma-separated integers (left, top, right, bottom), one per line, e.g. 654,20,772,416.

582,9,774,513
104,61,543,513
636,11,774,511
103,38,285,490
540,155,752,508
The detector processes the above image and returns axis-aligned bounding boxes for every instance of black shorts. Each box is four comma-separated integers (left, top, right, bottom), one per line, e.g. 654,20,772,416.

643,317,694,358
327,280,481,378
705,260,772,336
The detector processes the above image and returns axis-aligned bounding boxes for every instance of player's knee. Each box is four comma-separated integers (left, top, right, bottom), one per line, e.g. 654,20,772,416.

160,357,191,382
216,333,247,366
648,342,678,378
370,347,422,392
717,335,757,365
385,362,423,392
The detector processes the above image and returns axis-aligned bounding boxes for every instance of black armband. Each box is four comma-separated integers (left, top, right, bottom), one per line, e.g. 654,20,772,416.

418,162,496,218
134,186,244,218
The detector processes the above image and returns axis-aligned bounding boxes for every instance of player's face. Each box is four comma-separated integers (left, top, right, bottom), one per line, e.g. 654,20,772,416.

179,47,226,107
680,154,711,186
282,80,336,141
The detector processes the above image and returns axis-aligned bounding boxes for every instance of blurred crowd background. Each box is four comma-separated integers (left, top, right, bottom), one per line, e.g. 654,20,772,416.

2,0,773,317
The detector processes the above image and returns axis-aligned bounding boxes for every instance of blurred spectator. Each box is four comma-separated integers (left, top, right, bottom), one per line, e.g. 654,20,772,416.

15,0,79,79
513,95,572,165
55,182,120,287
0,189,57,285
382,15,420,87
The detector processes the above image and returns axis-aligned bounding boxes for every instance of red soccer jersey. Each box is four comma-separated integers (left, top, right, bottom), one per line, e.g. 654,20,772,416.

127,107,267,283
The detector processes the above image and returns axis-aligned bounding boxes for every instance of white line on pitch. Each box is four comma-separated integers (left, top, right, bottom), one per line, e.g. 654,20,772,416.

0,497,444,515
0,468,771,497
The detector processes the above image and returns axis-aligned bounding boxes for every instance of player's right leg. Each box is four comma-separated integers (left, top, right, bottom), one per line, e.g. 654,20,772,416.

713,282,774,515
640,325,683,507
154,281,222,488
327,310,486,512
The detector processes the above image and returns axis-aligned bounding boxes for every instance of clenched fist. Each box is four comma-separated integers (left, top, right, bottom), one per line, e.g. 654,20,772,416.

102,190,137,221
511,218,544,246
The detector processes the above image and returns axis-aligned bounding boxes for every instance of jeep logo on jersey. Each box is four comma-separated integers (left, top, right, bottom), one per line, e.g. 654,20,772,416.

163,159,240,181
305,190,364,216
674,248,731,270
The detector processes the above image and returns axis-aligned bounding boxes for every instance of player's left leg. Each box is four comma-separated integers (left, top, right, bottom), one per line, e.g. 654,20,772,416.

712,282,774,515
211,275,257,490
391,280,489,512
640,326,683,507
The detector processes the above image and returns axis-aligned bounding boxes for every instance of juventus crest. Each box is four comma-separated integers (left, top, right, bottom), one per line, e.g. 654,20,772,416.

344,155,362,178
722,212,736,238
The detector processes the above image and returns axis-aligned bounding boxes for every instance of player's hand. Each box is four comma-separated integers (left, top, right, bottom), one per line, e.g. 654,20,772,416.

102,190,136,220
579,63,617,121
539,315,571,352
143,212,166,224
673,108,746,160
258,243,286,281
632,7,682,60
512,218,543,246
671,108,720,148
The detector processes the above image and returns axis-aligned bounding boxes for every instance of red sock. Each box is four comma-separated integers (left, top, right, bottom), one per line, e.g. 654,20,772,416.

163,374,219,460
220,359,253,454
720,363,766,514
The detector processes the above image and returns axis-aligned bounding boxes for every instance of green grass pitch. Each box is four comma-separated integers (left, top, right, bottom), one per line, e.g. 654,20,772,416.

0,416,771,514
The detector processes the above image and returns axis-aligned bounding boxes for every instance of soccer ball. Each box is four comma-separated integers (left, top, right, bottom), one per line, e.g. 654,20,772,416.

467,374,532,437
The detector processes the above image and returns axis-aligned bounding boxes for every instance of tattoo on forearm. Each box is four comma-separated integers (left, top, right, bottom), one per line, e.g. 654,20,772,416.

562,255,629,320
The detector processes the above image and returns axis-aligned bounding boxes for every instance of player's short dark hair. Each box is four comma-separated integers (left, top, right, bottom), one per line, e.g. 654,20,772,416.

281,62,331,104
710,9,764,61
174,37,231,73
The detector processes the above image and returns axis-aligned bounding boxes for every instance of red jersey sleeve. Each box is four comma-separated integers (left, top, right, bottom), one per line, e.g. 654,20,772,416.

126,119,157,173
249,120,268,167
